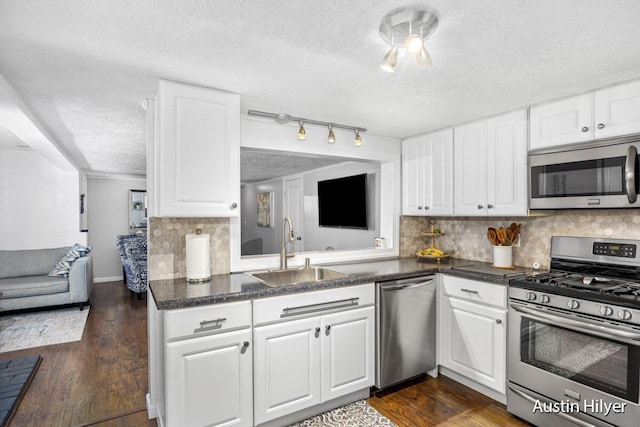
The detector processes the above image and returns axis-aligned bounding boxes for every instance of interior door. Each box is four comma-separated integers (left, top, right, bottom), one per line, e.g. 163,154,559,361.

284,177,304,252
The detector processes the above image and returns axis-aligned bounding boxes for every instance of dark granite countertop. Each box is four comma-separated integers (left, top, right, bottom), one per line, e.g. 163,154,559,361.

150,257,536,310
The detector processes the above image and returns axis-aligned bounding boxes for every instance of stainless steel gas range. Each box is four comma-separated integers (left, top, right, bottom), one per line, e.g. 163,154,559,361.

507,236,640,427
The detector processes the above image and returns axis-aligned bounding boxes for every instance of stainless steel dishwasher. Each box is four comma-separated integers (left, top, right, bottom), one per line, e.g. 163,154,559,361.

376,275,437,390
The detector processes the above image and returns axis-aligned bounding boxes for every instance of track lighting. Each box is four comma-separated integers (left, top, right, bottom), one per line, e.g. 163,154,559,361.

247,110,366,145
328,126,336,144
297,122,306,140
379,8,439,72
354,130,362,147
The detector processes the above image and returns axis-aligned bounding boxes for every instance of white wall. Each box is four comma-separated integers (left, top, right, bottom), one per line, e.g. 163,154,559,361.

0,149,86,250
241,178,283,254
87,176,146,282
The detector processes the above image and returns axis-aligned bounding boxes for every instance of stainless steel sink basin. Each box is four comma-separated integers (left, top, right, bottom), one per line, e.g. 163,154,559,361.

249,267,349,287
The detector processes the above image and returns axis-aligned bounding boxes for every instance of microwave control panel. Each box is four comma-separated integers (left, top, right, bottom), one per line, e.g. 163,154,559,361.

593,242,637,258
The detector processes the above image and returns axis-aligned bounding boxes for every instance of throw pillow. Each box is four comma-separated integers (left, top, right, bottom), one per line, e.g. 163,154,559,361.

48,243,92,278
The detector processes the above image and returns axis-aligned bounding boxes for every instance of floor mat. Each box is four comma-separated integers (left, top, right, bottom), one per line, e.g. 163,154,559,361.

0,355,41,427
290,400,397,427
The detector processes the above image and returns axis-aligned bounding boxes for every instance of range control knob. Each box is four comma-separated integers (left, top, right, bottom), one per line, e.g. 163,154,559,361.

618,310,633,321
600,306,614,316
526,292,537,301
567,300,580,310
540,295,550,304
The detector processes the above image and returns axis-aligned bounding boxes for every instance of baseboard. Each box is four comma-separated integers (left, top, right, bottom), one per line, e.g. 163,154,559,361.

146,393,158,419
94,276,123,283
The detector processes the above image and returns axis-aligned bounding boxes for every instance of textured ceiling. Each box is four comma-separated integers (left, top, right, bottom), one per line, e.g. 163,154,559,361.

241,149,350,183
2,1,640,176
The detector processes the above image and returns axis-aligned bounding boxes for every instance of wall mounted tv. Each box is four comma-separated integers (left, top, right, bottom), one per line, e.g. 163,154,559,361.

318,173,368,229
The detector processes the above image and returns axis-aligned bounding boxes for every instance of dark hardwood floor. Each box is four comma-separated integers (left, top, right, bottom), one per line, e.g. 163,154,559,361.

2,281,530,426
368,376,532,427
1,281,156,427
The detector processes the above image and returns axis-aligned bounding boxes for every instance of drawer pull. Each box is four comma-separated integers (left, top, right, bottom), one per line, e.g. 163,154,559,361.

461,288,479,295
193,317,227,334
281,297,359,318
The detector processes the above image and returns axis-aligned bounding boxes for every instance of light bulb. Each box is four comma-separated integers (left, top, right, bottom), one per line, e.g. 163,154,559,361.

354,130,362,146
380,44,398,73
297,122,306,140
405,33,424,54
416,46,433,69
328,127,336,144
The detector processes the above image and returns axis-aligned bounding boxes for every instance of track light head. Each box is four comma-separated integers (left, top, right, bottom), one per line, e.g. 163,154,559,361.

297,122,306,140
354,130,362,146
328,126,336,144
380,44,399,73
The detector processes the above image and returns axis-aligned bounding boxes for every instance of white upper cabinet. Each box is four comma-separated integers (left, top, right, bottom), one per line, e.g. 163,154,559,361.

151,80,240,217
530,80,640,151
402,128,454,216
454,110,528,216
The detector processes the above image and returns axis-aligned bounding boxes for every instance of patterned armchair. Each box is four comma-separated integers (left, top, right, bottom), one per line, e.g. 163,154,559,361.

115,233,148,298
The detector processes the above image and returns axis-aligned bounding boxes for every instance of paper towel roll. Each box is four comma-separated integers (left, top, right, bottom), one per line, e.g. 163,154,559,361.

186,233,211,282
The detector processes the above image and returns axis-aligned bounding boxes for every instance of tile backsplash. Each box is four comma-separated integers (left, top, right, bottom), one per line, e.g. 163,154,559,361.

148,210,640,280
400,210,640,269
148,217,230,280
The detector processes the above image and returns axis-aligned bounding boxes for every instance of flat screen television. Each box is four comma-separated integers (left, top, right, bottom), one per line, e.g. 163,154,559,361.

318,173,367,229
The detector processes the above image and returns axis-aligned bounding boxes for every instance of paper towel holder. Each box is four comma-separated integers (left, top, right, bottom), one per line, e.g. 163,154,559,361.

186,229,212,283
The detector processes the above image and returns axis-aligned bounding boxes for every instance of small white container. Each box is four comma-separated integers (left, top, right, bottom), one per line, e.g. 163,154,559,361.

492,245,513,268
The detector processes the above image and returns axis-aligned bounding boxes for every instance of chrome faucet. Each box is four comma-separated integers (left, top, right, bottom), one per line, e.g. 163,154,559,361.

280,216,295,269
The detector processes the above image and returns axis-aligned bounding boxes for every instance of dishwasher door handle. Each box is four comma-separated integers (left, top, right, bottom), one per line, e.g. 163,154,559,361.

381,279,434,291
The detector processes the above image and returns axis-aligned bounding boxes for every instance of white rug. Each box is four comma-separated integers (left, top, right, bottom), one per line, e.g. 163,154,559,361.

290,400,397,427
0,307,90,352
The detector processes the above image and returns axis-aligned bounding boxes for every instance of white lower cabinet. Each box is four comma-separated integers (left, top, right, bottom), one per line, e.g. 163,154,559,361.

439,276,507,395
254,306,375,425
166,329,253,427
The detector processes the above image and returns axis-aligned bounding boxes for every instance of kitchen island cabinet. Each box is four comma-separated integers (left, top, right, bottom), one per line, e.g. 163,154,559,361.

438,275,507,403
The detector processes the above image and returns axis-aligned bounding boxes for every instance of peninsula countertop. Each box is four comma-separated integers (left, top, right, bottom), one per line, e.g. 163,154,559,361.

150,257,533,310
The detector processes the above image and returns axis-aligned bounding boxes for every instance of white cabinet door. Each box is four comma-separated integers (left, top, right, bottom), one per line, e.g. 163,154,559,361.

402,131,453,216
165,329,253,427
454,120,488,216
440,296,506,394
424,129,454,215
154,79,240,217
595,80,640,139
253,317,321,425
486,110,528,216
529,93,594,151
320,306,375,402
401,135,427,215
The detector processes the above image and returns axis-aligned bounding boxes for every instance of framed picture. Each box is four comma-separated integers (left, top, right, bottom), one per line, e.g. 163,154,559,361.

257,192,275,228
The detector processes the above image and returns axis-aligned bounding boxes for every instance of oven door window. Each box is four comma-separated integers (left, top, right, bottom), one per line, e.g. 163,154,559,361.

531,157,627,198
520,317,640,402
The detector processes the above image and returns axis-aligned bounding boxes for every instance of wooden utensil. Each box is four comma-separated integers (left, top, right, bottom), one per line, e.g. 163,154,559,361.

487,228,498,245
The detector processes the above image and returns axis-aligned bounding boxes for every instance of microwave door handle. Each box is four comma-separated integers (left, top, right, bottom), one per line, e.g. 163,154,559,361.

625,145,637,203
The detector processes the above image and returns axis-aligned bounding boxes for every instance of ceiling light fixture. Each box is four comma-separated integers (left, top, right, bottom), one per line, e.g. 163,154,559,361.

247,110,366,145
327,126,336,144
379,8,439,72
297,122,307,140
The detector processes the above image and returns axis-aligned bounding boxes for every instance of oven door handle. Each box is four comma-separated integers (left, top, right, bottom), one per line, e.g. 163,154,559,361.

626,145,637,204
508,386,597,427
510,303,640,344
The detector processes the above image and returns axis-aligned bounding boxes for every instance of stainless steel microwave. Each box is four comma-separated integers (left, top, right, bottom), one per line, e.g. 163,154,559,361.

529,136,640,209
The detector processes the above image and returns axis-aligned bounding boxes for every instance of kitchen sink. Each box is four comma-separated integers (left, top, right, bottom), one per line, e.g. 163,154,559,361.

248,267,349,287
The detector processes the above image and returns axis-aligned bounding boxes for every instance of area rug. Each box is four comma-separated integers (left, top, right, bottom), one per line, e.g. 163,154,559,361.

0,355,42,427
0,308,90,353
290,400,397,427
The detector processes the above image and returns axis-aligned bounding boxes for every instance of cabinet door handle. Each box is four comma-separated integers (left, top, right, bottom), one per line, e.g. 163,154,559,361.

477,205,483,209
241,341,250,354
487,204,494,209
325,325,331,336
230,202,238,210
495,319,502,324
424,206,429,210
581,126,589,132
597,123,605,129
315,327,321,338
418,206,423,210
